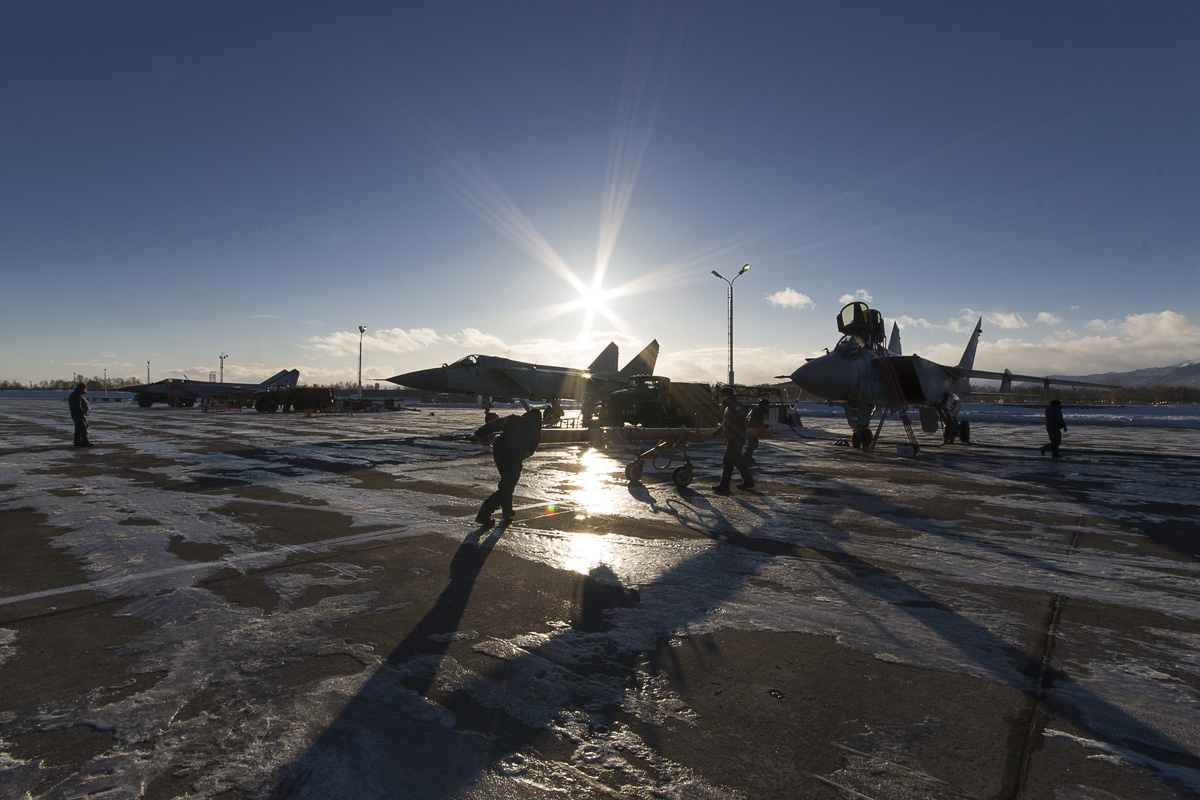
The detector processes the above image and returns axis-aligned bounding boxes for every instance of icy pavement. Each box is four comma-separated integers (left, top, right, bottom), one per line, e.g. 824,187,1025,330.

1,400,1198,799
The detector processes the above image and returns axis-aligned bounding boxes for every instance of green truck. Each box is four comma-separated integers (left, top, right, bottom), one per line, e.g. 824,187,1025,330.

596,376,720,428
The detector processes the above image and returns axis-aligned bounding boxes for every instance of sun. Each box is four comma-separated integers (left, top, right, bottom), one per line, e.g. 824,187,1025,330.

577,284,613,332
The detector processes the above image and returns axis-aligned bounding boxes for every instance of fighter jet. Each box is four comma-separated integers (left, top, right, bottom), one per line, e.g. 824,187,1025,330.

387,341,659,418
125,369,300,408
785,302,1114,449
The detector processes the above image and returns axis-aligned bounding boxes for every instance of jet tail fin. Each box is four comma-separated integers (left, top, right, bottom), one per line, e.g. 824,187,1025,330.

618,340,659,378
887,323,902,355
956,318,983,370
588,342,619,374
260,369,300,388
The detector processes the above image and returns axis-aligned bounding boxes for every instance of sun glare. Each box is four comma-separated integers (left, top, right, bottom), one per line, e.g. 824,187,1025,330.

416,8,752,339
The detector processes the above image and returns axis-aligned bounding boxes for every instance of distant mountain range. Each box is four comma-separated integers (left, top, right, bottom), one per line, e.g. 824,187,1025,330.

1069,360,1200,388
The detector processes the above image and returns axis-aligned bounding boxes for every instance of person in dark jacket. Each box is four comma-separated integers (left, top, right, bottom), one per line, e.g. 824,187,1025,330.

712,388,754,492
743,398,770,464
68,382,92,446
1039,399,1067,458
473,407,542,525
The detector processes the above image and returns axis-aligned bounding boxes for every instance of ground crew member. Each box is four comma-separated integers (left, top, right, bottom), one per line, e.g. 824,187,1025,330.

68,382,92,447
712,388,754,492
474,407,542,525
1040,398,1067,458
744,398,770,464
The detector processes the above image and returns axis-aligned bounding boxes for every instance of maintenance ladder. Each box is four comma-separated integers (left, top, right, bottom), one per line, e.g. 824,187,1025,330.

868,350,921,455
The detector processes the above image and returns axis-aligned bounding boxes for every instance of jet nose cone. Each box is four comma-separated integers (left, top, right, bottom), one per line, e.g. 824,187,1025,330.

790,356,855,401
387,368,447,392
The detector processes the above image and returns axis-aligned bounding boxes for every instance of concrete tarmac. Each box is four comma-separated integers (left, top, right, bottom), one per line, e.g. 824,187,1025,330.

1,400,1198,799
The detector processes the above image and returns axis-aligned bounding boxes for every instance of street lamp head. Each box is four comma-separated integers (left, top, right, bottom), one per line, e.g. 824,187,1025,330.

738,263,751,276
711,269,724,280
359,326,367,334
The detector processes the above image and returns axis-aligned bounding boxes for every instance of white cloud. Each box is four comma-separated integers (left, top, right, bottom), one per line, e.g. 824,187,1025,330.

837,289,873,305
892,315,936,330
922,310,1200,375
982,311,1028,330
765,288,815,310
306,327,461,357
658,344,811,386
1035,312,1062,325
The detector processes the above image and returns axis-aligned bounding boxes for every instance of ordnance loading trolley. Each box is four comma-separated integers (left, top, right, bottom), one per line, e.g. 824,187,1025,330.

623,429,707,487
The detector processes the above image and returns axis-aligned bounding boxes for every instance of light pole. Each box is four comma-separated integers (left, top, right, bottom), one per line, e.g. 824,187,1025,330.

711,264,751,386
219,353,228,382
147,361,151,385
358,326,367,396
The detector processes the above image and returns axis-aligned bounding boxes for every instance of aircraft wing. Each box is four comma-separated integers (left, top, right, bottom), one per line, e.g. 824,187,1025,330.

501,366,593,400
946,367,1117,390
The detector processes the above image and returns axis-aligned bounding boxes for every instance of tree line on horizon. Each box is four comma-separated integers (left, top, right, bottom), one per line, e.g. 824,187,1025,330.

0,377,369,392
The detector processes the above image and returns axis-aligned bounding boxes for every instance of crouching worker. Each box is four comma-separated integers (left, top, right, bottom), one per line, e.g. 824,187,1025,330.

473,407,542,526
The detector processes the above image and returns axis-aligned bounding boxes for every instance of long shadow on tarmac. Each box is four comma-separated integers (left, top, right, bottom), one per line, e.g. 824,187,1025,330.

268,450,1199,798
656,460,1200,793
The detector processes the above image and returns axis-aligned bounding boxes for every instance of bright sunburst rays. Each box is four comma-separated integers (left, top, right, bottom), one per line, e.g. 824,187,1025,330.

413,6,705,340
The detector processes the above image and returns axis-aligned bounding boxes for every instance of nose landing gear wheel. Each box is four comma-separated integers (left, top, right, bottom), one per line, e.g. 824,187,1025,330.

625,461,644,482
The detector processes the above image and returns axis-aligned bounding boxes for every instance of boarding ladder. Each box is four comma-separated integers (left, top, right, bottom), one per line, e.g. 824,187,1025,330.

869,349,921,455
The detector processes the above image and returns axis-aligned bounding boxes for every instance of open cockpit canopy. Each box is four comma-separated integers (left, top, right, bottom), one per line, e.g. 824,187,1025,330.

447,355,480,369
836,302,886,345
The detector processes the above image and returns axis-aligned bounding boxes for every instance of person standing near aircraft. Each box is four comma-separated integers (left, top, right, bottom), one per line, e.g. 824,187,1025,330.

68,382,92,447
712,388,754,492
473,407,542,525
1040,399,1067,458
744,398,771,464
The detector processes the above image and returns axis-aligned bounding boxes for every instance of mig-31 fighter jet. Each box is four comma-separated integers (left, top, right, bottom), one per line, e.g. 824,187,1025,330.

124,369,300,408
388,340,659,423
785,302,1115,450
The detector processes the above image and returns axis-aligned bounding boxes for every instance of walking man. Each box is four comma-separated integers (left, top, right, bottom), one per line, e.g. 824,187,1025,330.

712,388,754,492
474,407,542,525
744,398,770,464
1039,398,1067,458
69,382,93,447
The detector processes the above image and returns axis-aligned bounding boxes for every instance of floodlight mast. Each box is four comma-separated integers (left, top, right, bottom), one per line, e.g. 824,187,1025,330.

711,264,751,386
358,326,367,396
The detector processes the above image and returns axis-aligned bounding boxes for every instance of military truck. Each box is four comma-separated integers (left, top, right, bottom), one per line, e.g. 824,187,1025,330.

596,375,720,428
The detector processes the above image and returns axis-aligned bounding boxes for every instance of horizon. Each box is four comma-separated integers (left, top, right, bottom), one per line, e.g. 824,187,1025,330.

3,3,1198,387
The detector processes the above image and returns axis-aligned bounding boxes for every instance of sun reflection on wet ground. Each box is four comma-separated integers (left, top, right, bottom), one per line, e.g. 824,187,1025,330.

561,531,618,575
564,447,625,519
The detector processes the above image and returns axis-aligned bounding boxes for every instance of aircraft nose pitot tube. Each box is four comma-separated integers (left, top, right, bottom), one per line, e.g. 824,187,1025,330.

789,356,856,402
388,368,448,392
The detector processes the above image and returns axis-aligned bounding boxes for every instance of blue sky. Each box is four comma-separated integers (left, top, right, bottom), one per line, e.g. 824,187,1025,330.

3,1,1198,386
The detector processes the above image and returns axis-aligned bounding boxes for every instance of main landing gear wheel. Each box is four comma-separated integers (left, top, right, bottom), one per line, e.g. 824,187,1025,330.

625,461,644,482
672,464,694,488
851,428,873,450
958,420,971,443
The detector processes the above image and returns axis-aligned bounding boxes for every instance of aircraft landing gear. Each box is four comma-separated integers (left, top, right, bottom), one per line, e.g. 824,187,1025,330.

941,419,971,444
851,427,873,450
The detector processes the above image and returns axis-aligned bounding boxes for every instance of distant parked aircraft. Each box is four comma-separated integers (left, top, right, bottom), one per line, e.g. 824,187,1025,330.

785,302,1115,450
124,369,300,408
388,341,659,421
